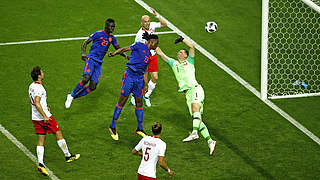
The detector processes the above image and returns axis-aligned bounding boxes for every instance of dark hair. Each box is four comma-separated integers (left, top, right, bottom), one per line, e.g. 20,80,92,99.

183,48,189,57
148,34,158,40
105,18,115,26
31,66,41,81
152,122,162,135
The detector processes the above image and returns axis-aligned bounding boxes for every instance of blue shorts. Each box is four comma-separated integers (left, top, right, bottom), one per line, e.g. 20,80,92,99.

82,57,102,83
120,69,144,97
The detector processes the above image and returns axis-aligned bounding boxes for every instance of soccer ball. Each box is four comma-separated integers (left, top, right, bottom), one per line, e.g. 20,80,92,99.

205,21,218,33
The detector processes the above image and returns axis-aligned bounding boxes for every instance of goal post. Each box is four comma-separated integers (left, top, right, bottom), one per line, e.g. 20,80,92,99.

261,0,320,100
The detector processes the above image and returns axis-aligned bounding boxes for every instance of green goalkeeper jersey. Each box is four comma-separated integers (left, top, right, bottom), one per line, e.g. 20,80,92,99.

167,55,199,93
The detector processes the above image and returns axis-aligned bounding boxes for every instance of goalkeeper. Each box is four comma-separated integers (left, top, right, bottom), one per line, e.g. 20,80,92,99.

155,36,216,155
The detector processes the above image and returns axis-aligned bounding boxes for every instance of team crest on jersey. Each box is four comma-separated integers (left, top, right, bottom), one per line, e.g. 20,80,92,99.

109,37,112,42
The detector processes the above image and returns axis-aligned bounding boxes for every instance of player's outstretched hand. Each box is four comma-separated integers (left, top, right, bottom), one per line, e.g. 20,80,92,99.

81,55,87,61
125,55,130,60
108,52,115,57
174,36,184,44
142,31,150,41
169,170,174,177
151,8,157,17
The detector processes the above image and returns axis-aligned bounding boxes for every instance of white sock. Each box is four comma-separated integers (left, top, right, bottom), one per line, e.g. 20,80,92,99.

37,146,44,165
57,139,71,157
145,80,156,98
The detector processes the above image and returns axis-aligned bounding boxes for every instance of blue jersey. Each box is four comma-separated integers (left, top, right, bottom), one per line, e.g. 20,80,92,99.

87,30,118,63
126,42,152,75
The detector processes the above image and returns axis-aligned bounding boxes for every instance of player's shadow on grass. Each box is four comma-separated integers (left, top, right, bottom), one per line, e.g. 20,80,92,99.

212,128,275,179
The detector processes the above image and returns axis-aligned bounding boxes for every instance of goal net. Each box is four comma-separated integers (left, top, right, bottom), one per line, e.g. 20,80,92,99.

261,0,320,99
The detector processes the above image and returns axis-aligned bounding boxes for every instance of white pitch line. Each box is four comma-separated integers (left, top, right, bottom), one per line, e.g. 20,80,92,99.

135,0,320,145
0,31,175,46
0,124,60,180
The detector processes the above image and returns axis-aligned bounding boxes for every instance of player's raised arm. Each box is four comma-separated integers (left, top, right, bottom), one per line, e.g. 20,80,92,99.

158,156,174,176
81,38,93,61
151,8,167,27
175,36,195,58
108,46,131,57
34,96,50,123
155,47,168,63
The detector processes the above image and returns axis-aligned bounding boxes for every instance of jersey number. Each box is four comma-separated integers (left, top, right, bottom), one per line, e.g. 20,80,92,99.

144,147,151,161
144,56,151,63
101,40,109,46
29,93,35,106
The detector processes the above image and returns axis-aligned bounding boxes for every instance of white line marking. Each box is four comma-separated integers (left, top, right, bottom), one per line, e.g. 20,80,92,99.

0,124,60,180
0,31,175,46
135,0,320,145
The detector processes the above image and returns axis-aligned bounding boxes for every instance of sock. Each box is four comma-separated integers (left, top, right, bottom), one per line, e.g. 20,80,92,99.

71,81,86,97
145,80,156,98
36,146,44,165
57,139,71,157
135,106,143,130
73,86,94,99
111,104,123,129
199,122,212,142
192,112,201,133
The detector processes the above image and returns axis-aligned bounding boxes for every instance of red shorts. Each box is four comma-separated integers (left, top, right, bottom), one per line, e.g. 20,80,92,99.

137,173,156,180
32,116,60,134
148,55,158,72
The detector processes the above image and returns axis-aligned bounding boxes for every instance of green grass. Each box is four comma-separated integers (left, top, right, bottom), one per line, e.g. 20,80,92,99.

0,0,319,179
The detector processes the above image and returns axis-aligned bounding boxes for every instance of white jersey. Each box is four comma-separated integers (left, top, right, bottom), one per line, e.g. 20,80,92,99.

28,82,52,120
135,22,161,56
135,136,166,178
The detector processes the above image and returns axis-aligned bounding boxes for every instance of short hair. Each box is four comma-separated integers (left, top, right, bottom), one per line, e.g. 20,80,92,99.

148,34,158,40
152,122,162,135
105,18,115,26
31,66,41,81
182,48,189,57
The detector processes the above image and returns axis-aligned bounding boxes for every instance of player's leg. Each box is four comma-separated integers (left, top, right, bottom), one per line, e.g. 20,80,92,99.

109,69,132,140
48,116,80,162
73,60,101,98
36,134,49,176
65,74,90,108
133,76,147,137
144,55,159,107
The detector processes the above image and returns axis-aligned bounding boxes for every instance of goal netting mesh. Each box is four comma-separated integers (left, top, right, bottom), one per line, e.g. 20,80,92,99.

266,0,320,99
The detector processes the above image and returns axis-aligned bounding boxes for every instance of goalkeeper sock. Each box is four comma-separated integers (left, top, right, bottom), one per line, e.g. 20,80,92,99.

199,122,212,142
192,112,201,133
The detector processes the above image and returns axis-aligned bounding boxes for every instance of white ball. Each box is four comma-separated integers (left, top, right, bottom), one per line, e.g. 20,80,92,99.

205,21,218,33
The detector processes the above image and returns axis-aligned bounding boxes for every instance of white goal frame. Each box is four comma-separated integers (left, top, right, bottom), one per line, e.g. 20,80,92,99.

261,0,320,100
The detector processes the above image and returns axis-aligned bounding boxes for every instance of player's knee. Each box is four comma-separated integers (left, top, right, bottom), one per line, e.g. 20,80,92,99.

135,97,143,107
82,76,90,85
89,82,97,91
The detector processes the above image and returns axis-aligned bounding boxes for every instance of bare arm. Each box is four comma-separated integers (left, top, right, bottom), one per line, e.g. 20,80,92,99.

114,44,129,60
109,46,131,57
143,68,149,94
132,148,142,157
155,47,168,63
182,39,195,58
158,156,174,176
151,8,167,27
34,96,50,123
81,38,93,61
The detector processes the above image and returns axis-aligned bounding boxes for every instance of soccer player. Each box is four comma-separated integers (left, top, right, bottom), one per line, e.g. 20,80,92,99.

28,66,80,176
131,8,167,107
107,33,159,141
132,122,174,179
155,36,217,156
65,18,128,108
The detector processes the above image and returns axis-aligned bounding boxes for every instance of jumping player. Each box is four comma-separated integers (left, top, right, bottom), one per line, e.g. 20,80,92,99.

65,18,128,108
155,36,217,156
29,66,80,176
131,8,167,107
132,122,174,179
107,33,159,140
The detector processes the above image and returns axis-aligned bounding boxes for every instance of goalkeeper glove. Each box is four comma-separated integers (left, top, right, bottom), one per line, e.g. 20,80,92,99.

142,31,150,41
174,36,184,44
